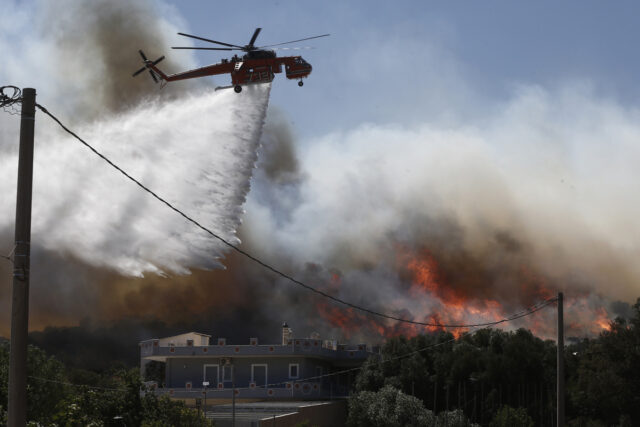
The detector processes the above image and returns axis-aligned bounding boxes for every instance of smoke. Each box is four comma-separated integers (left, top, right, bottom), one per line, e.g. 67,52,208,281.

1,1,638,346
235,83,640,342
0,1,272,336
2,0,200,121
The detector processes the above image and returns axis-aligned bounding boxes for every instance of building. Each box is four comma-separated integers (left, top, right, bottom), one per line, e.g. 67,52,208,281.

139,322,376,401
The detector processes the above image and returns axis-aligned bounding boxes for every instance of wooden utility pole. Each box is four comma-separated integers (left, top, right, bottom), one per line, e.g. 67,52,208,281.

557,292,565,427
8,87,36,427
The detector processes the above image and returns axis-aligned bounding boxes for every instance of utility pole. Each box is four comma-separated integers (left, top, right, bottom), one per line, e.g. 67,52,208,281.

557,292,565,427
225,358,235,427
232,361,236,427
8,87,36,427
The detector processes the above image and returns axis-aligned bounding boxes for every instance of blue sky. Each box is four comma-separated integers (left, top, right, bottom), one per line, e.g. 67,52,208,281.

172,0,640,137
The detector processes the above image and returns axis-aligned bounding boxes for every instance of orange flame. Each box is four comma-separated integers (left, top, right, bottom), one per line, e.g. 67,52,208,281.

314,248,613,341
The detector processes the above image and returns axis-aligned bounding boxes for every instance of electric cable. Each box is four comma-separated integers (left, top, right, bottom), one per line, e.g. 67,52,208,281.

1,245,16,263
35,102,558,329
28,376,128,392
0,85,22,114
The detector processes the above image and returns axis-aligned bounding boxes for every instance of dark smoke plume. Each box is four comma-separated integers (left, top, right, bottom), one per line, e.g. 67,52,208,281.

40,0,203,120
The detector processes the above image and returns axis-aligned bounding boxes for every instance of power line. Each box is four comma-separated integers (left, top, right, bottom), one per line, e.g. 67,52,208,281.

35,102,557,329
0,85,22,115
28,376,127,392
1,244,16,263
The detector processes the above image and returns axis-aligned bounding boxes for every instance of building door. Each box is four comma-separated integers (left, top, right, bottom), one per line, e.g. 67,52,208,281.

251,364,268,388
203,364,219,387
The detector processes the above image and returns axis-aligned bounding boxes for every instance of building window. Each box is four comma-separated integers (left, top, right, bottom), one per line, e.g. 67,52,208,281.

251,364,268,387
223,365,233,382
289,363,299,379
203,364,219,387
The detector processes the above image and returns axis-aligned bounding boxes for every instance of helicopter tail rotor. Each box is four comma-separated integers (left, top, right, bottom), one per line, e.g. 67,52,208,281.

132,50,165,83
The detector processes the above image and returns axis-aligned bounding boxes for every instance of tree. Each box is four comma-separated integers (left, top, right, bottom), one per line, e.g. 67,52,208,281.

347,385,436,427
352,328,556,425
143,360,166,385
0,342,69,424
0,342,211,426
52,368,214,426
567,298,640,425
489,405,534,427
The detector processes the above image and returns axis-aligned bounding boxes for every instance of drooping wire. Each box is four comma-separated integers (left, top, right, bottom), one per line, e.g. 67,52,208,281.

1,245,16,263
28,376,128,392
35,102,559,329
0,85,22,115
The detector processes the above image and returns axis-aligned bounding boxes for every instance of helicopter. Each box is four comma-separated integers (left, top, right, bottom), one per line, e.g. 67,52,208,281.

132,28,329,93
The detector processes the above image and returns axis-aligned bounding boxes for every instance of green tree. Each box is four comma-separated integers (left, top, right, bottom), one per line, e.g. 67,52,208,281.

0,342,69,424
567,298,640,425
347,385,435,427
567,416,606,427
436,409,480,427
489,405,534,427
353,328,556,425
53,368,214,426
143,361,166,385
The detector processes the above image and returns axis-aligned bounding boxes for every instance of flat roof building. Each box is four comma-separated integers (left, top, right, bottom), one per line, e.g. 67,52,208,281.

139,323,377,401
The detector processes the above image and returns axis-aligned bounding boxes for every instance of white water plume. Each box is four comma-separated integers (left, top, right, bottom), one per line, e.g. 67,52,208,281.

0,84,271,276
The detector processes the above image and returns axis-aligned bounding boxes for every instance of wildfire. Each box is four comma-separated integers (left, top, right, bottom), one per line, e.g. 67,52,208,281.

566,298,613,335
594,307,613,331
313,247,614,341
407,252,467,312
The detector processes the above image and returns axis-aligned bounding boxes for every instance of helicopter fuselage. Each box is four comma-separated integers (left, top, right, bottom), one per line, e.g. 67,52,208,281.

146,53,312,87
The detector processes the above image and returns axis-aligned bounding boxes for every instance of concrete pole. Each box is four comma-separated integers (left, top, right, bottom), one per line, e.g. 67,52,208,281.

557,292,565,427
232,362,236,427
8,87,36,427
203,389,207,420
433,378,437,413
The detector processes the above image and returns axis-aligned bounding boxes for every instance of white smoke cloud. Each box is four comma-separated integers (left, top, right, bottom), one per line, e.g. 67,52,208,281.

243,82,640,338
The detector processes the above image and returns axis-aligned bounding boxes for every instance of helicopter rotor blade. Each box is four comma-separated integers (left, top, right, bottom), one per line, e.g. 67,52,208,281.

248,27,262,48
271,46,315,51
133,50,164,81
177,32,242,48
258,33,330,49
171,46,236,51
132,66,147,77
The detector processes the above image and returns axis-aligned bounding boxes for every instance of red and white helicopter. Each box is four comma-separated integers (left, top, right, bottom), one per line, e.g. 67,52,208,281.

133,28,328,93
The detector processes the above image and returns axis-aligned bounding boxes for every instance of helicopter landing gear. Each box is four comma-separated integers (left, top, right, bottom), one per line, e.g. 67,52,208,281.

298,80,304,87
234,85,242,93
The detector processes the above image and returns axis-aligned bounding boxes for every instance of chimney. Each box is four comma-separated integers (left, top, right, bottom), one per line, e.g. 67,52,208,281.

282,322,293,345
